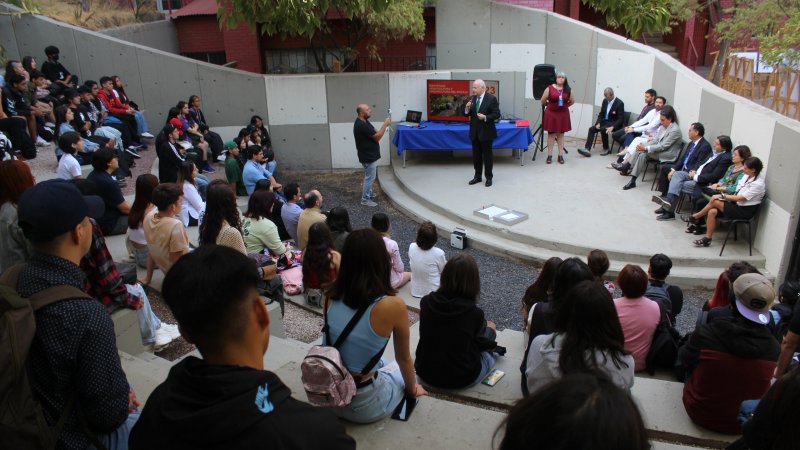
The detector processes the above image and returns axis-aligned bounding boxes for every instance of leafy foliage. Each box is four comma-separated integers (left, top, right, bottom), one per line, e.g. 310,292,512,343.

581,0,697,38
714,0,800,67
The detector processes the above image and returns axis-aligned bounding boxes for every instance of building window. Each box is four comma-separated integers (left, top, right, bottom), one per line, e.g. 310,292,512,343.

266,49,337,74
183,52,227,65
156,0,183,11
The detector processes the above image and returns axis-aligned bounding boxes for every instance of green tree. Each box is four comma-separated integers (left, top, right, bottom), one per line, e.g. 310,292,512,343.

219,0,428,73
581,0,697,39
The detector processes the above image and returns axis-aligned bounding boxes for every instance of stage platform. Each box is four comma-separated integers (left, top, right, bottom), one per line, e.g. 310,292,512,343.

382,143,767,287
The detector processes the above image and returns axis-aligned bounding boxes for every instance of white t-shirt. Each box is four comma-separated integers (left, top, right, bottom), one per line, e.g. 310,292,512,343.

180,181,205,226
56,154,81,180
408,243,446,298
735,175,766,207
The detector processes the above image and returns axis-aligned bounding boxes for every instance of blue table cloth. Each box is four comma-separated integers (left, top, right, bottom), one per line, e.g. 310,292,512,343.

393,121,533,155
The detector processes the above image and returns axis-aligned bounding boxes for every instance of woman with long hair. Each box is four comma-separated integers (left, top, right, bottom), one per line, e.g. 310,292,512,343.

540,71,574,164
687,144,751,235
525,280,634,395
689,157,765,247
111,75,152,138
326,206,352,253
521,256,562,330
371,212,411,289
176,100,213,173
186,94,223,161
55,104,98,158
176,161,205,227
127,173,159,268
166,105,212,174
302,222,341,297
199,180,244,253
242,189,288,257
324,228,427,423
0,160,35,272
415,254,501,389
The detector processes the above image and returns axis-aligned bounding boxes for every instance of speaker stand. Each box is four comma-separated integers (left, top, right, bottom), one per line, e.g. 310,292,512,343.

531,105,545,161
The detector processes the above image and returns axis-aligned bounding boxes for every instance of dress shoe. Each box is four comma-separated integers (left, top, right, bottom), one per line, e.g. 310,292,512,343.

615,162,631,173
656,212,676,221
622,179,636,190
651,195,671,209
600,148,611,156
485,178,493,187
611,162,621,170
654,207,666,215
577,148,591,157
468,177,482,185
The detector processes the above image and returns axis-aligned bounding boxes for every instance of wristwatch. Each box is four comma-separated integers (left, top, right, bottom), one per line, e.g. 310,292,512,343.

719,193,726,200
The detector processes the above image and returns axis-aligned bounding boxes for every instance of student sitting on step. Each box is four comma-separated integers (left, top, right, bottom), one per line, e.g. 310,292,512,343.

129,245,355,449
415,254,502,389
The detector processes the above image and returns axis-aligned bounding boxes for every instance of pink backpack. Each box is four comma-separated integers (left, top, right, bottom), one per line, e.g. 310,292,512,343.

279,266,303,295
301,301,388,407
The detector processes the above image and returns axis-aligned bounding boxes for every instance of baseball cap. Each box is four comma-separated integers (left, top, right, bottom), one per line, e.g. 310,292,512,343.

733,273,775,325
18,180,105,242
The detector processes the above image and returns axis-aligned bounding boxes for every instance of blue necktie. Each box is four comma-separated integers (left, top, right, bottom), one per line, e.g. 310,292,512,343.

682,142,696,171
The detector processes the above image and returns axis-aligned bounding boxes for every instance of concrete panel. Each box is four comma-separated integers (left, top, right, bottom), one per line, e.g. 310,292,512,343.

389,71,451,121
197,65,267,127
764,122,800,212
269,124,332,170
436,0,492,69
753,200,791,277
452,71,519,119
597,33,644,53
730,102,776,163
0,15,20,60
697,90,734,140
545,17,597,105
490,44,546,100
100,20,179,54
563,102,595,139
134,47,201,126
652,58,677,103
329,122,391,169
490,3,547,44
265,75,327,125
73,30,144,103
596,49,654,113
671,72,703,140
13,15,80,80
325,73,389,123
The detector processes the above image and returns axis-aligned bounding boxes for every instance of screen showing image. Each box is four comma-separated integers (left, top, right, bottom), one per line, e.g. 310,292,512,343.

426,79,500,122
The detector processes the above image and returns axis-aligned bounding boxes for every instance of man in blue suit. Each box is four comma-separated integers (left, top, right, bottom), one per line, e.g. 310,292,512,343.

464,79,501,187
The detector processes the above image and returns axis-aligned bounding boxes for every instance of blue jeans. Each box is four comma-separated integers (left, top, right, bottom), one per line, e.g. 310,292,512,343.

126,284,161,345
334,358,404,424
470,351,499,386
266,160,277,177
90,411,139,450
362,161,378,201
134,110,149,135
196,174,209,199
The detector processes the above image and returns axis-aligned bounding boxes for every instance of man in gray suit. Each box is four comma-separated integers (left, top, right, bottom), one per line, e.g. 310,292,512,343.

623,105,682,190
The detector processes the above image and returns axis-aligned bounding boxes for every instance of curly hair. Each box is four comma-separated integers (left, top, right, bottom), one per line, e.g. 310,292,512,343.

199,180,241,245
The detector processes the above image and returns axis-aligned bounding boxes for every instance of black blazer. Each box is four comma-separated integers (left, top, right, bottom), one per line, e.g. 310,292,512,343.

671,137,712,172
595,97,625,129
464,93,501,141
697,151,733,185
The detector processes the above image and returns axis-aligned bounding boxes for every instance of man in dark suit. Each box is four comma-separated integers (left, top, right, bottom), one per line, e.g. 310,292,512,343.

578,87,624,157
464,79,501,187
654,122,713,203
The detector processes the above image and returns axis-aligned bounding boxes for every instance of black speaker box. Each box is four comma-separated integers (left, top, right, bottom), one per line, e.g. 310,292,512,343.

532,64,556,100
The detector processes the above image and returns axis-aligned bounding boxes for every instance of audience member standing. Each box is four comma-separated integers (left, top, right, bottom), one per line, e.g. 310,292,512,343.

613,265,661,372
408,221,446,298
540,71,573,164
371,213,411,289
353,103,391,207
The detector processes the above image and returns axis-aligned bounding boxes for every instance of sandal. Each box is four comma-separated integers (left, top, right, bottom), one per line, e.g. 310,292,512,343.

558,155,564,164
685,224,697,233
693,237,712,247
546,155,552,164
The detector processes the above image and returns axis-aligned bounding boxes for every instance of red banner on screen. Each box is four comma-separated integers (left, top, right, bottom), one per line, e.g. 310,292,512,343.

427,80,470,122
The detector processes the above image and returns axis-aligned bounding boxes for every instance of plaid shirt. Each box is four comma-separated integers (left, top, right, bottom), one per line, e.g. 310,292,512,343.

81,219,142,313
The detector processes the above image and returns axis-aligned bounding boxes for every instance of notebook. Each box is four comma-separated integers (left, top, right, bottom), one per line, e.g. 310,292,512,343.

399,110,422,127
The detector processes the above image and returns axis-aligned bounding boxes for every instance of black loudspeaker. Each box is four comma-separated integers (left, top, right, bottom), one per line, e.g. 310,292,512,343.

532,64,556,100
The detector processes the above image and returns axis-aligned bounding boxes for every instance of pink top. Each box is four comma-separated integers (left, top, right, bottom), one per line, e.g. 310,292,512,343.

613,296,661,371
383,236,405,289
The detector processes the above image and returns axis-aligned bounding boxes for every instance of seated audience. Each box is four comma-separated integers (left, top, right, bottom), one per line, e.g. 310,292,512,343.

243,190,288,257
611,96,665,166
111,75,152,139
0,86,36,159
323,229,427,423
41,45,78,93
689,157,765,247
224,141,247,196
127,174,159,269
55,103,99,159
686,144,750,235
3,73,39,150
525,280,634,395
371,212,411,289
676,273,780,434
772,280,800,378
577,87,624,157
408,221,446,298
613,264,661,372
186,94,223,160
587,249,614,294
249,114,277,174
87,147,131,236
706,261,760,322
11,180,137,448
129,245,355,449
521,256,562,332
199,180,245,253
156,123,185,183
302,222,341,300
646,253,684,324
611,88,656,147
297,189,326,250
56,131,85,180
142,183,190,284
327,206,352,253
173,101,213,173
97,76,140,147
497,373,649,450
242,145,279,195
621,105,682,190
0,160,34,272
177,161,205,227
281,181,302,242
415,254,500,389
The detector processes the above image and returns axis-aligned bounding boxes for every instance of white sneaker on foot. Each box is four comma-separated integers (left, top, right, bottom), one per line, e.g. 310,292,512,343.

361,199,378,207
141,132,155,139
36,136,48,147
154,329,174,350
159,323,181,340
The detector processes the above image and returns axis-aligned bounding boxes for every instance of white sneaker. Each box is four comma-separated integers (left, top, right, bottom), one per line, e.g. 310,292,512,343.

141,132,155,139
44,122,55,128
159,323,181,340
216,154,226,162
154,328,174,350
36,136,48,147
361,199,378,207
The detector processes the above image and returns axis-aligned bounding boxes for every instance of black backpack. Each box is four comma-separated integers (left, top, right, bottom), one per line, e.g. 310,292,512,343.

645,305,682,376
0,264,94,450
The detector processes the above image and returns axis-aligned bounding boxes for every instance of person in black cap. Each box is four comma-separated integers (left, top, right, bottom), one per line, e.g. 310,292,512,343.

676,273,780,434
10,179,139,449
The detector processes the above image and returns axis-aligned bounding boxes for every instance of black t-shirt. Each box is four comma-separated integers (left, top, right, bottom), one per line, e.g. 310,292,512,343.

788,303,800,335
71,105,94,137
87,170,125,233
41,60,71,83
353,118,380,163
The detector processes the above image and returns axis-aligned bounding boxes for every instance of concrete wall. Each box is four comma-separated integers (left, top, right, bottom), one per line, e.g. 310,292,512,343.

100,19,179,55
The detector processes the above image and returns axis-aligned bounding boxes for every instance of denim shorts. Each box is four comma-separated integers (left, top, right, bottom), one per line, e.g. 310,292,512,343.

470,351,498,386
334,359,404,424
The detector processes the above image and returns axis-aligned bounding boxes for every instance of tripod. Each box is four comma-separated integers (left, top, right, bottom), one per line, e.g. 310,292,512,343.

531,104,568,162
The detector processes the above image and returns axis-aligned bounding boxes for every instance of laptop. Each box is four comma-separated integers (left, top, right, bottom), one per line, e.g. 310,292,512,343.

399,110,423,127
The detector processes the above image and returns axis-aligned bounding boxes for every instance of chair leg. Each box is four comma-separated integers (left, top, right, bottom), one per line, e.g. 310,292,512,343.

719,222,735,256
747,223,752,256
642,161,649,182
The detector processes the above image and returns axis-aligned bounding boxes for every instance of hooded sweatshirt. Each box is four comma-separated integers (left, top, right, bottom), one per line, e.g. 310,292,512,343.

415,291,497,388
129,356,355,450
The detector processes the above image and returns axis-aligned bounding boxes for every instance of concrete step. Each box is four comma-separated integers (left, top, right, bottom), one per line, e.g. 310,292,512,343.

119,350,172,406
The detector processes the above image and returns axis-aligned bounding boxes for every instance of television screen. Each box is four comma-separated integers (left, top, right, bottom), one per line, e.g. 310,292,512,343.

426,79,499,122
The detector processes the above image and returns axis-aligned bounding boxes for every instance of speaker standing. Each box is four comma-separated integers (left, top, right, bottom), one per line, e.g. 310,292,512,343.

464,79,501,187
540,72,574,164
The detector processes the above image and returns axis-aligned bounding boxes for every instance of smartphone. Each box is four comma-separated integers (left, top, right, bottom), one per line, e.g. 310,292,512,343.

388,108,392,115
391,395,418,421
481,370,505,387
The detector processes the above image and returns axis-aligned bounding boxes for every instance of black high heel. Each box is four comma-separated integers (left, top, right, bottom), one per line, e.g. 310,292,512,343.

558,155,564,164
546,155,552,164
